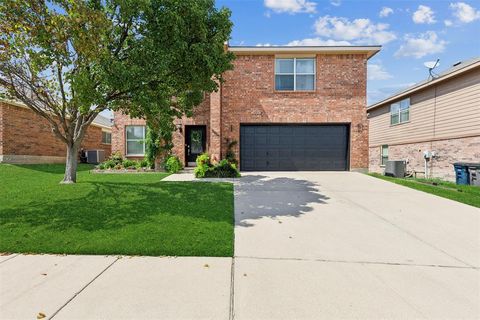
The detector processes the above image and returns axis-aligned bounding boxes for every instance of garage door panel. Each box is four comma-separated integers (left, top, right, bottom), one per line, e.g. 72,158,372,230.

240,125,348,171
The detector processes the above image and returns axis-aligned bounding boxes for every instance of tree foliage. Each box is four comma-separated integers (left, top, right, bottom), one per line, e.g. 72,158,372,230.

0,0,234,182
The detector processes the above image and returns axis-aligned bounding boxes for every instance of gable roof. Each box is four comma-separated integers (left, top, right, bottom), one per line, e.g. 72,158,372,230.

92,114,113,129
228,45,381,59
368,56,480,111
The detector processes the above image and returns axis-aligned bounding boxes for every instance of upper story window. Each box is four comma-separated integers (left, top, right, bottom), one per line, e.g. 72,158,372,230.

275,58,315,91
126,125,145,156
390,98,410,125
102,131,112,144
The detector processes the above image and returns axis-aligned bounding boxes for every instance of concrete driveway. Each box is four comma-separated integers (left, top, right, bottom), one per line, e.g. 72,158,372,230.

1,172,479,319
233,172,479,319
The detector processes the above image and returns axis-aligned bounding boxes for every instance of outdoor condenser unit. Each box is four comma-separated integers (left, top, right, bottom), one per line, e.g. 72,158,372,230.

385,160,406,178
86,150,105,164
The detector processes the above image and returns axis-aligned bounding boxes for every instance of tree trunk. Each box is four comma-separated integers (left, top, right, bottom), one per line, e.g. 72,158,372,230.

62,143,79,184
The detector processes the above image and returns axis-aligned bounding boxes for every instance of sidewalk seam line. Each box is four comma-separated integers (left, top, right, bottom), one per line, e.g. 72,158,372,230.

49,256,120,319
0,254,19,265
235,255,479,270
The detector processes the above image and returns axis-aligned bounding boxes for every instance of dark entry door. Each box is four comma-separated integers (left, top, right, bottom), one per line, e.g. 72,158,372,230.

240,125,349,171
185,126,206,165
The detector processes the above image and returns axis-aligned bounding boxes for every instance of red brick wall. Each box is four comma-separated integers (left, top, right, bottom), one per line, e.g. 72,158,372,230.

0,102,111,162
112,96,212,164
220,54,368,170
369,136,480,181
111,53,369,170
111,112,147,159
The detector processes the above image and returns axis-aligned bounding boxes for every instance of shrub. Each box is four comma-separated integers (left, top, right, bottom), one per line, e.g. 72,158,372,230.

109,152,123,166
214,159,240,178
194,153,211,178
102,159,116,169
122,159,138,169
225,140,238,165
139,159,149,168
194,154,240,178
165,155,183,173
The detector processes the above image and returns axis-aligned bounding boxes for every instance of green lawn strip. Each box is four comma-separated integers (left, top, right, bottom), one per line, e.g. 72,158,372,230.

368,173,480,208
0,164,234,257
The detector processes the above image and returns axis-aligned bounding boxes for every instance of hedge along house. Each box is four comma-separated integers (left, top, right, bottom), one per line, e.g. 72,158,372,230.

0,99,112,164
112,45,381,171
368,57,480,181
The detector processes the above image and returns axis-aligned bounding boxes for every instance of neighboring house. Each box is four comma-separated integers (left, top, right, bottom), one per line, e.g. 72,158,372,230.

368,57,480,181
112,45,381,171
0,99,112,164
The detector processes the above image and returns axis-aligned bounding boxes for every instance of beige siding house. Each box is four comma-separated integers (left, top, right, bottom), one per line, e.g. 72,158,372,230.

368,57,480,181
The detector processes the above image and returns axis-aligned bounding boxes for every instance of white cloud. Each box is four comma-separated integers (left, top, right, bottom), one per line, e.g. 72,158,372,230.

313,15,396,45
256,43,274,46
395,31,447,59
368,64,393,80
412,5,436,24
330,0,341,7
379,7,394,18
450,2,480,23
287,38,351,46
264,0,316,14
444,19,453,26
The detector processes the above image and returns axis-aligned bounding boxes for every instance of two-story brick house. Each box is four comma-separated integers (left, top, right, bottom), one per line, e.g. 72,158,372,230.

112,45,380,171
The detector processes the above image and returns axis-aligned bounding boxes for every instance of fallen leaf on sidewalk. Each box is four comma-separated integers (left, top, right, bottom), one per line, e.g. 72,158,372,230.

37,312,46,319
204,264,209,268
41,273,47,276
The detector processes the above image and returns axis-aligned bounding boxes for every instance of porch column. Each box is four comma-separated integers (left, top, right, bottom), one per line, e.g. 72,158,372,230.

209,85,222,163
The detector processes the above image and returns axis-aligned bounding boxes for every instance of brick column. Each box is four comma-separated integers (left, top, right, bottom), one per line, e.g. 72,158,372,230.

209,85,222,163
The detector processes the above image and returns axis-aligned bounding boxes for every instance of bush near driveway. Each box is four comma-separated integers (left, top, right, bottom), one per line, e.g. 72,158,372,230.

0,164,234,257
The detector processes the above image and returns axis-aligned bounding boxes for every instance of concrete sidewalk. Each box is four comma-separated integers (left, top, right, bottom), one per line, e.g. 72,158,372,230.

0,254,232,319
1,172,479,319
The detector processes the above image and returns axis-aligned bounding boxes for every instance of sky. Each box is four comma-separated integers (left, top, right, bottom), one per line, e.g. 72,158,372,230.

216,0,480,105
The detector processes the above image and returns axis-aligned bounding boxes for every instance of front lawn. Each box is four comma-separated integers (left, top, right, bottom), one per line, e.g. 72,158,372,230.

0,164,234,256
368,173,480,208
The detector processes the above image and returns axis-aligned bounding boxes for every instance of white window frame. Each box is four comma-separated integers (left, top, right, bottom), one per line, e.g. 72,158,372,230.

275,58,316,91
125,125,145,156
102,130,112,145
390,98,410,125
381,145,389,166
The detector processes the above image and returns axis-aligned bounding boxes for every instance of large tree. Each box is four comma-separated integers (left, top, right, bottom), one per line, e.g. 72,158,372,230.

0,0,233,183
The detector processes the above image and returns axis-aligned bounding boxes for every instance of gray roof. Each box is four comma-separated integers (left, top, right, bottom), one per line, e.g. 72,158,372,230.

92,113,113,128
368,56,480,110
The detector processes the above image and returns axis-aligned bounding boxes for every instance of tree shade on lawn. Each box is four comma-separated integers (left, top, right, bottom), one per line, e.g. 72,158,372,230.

0,164,234,257
0,0,234,183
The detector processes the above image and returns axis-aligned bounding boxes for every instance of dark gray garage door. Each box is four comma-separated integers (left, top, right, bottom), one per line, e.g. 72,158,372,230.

240,125,349,171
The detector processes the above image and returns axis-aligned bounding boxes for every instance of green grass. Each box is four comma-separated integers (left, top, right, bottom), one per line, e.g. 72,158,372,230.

0,164,234,257
368,173,480,208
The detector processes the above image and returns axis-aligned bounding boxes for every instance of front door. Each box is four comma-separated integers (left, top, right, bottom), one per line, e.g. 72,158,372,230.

185,126,206,166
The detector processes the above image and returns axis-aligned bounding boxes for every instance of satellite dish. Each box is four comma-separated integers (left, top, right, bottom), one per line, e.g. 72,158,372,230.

424,59,440,80
424,60,440,69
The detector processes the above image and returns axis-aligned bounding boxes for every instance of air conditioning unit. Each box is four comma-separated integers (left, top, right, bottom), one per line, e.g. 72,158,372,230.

85,150,105,164
385,160,406,178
